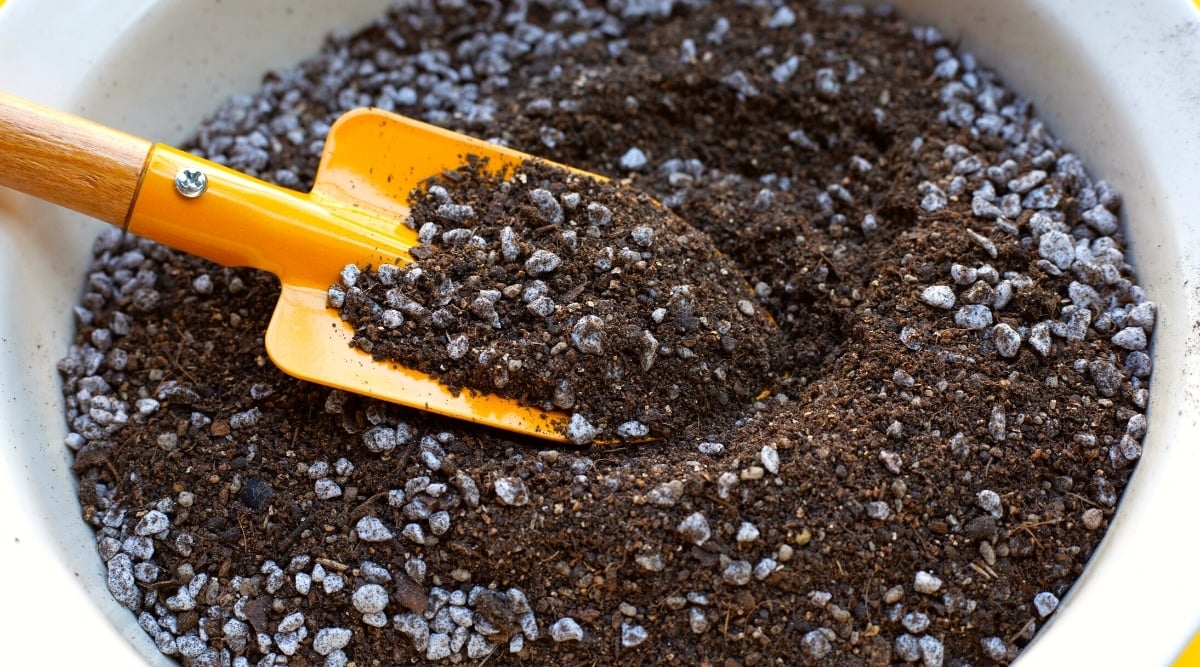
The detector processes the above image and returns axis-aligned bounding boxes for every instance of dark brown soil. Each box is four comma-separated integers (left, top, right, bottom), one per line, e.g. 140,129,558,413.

60,2,1152,666
337,159,782,442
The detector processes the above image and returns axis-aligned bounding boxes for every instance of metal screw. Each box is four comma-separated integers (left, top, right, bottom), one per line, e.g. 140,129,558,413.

174,168,208,198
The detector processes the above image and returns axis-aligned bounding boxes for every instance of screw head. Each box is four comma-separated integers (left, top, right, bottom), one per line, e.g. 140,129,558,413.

174,168,208,198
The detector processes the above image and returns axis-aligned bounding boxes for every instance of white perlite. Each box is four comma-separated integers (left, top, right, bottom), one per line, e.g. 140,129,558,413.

992,323,1021,358
1038,230,1075,269
352,584,389,614
134,510,170,536
570,315,605,355
919,635,945,667
618,147,648,170
955,304,993,330
723,560,753,586
493,477,529,506
865,500,891,520
736,521,760,544
621,623,648,647
977,489,1003,518
1081,204,1119,234
914,570,943,594
106,553,140,609
1029,321,1052,356
760,445,780,474
314,478,342,500
565,413,598,445
920,285,956,309
524,249,561,276
1033,591,1060,617
676,512,711,546
1111,326,1147,350
754,558,780,580
802,629,833,659
278,612,305,633
355,516,394,542
550,617,584,642
981,636,1009,661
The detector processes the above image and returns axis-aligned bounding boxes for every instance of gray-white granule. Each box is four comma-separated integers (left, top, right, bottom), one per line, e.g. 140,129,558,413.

914,570,943,594
619,147,649,170
493,477,529,506
524,249,562,276
570,315,605,355
954,304,993,330
355,516,395,542
920,285,956,309
550,617,584,642
1033,591,1060,617
565,413,598,445
992,323,1021,357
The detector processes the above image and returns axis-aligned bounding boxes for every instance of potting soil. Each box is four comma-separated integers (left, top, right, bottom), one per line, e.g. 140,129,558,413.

59,1,1154,665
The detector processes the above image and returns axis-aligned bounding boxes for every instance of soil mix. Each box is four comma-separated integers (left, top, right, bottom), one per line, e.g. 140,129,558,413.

336,159,782,443
59,2,1154,666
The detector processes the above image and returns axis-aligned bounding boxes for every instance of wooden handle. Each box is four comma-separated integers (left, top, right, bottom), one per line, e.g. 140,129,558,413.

0,92,153,227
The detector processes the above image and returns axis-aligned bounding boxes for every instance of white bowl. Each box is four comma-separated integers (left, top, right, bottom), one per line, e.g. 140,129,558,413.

1,1,1197,664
